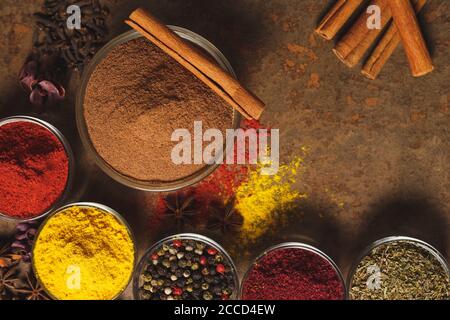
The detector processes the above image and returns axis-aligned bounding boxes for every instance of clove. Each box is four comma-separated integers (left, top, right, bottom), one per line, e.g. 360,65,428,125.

31,0,109,72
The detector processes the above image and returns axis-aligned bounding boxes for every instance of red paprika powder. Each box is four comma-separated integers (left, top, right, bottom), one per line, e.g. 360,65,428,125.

241,246,345,300
0,120,69,219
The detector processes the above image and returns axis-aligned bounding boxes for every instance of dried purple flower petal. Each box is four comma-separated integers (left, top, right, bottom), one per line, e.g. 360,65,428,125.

11,242,26,250
15,233,28,241
28,80,65,107
38,80,65,102
29,87,45,107
19,60,38,92
12,222,38,263
16,223,30,232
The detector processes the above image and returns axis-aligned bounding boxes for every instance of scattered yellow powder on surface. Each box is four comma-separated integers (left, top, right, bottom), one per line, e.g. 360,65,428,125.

33,205,135,300
235,155,307,241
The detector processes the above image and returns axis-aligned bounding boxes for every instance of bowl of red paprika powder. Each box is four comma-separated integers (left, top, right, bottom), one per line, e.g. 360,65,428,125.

240,242,346,300
0,116,74,222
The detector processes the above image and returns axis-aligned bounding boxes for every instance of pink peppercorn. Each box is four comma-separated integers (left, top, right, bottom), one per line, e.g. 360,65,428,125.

173,287,183,296
216,264,225,274
173,240,182,248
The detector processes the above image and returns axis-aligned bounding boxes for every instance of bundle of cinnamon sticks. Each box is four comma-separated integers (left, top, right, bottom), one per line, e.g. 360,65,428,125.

315,0,433,79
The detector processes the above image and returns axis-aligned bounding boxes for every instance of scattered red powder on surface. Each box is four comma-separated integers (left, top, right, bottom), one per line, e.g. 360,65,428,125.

242,248,344,300
0,121,69,218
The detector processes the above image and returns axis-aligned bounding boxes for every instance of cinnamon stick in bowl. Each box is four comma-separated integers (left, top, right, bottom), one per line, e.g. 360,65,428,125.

388,0,434,77
315,0,364,40
126,8,264,120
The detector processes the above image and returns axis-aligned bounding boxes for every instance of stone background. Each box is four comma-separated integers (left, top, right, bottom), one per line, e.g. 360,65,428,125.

0,0,448,299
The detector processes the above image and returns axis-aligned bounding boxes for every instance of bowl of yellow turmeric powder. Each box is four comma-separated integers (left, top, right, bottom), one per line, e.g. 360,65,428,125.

32,203,136,300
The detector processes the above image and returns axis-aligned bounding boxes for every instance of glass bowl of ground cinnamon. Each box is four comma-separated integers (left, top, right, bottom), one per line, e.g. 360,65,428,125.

76,28,240,192
0,116,74,222
240,242,346,300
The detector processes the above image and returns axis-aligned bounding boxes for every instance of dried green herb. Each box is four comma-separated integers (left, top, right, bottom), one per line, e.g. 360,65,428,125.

350,240,450,300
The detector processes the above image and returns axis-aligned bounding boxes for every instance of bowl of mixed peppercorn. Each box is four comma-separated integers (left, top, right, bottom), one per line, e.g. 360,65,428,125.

134,234,238,300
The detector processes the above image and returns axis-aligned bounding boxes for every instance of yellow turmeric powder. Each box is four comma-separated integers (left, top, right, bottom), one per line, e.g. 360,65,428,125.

235,155,307,241
33,205,135,300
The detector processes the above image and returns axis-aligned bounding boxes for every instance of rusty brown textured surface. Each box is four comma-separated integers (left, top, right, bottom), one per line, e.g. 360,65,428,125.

0,0,449,299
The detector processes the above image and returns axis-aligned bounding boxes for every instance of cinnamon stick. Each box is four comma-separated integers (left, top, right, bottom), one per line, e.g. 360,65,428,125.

333,0,392,68
315,0,364,40
388,0,434,77
362,0,427,79
126,8,264,120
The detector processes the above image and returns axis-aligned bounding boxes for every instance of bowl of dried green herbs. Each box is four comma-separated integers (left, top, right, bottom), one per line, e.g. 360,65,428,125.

348,236,450,300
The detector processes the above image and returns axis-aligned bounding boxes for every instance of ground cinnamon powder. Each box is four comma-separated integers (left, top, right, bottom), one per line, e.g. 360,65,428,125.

84,37,233,182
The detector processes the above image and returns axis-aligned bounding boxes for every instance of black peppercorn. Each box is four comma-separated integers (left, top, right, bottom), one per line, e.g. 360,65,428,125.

213,286,222,295
192,272,202,281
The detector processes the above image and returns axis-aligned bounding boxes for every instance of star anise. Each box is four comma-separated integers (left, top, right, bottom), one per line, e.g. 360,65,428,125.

0,266,19,299
16,272,49,301
208,200,243,234
162,192,199,229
